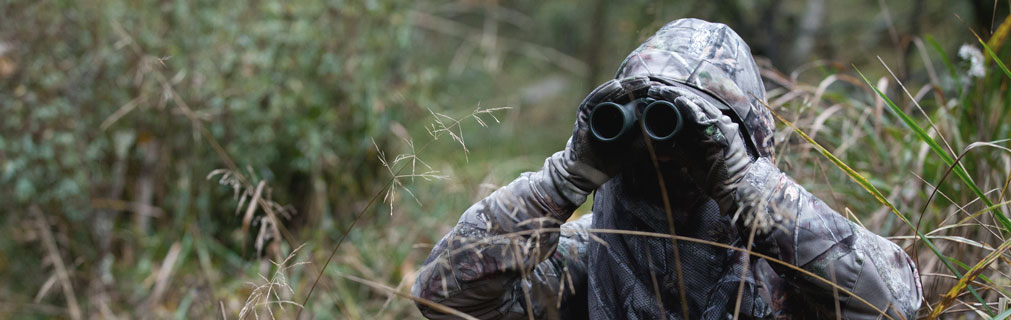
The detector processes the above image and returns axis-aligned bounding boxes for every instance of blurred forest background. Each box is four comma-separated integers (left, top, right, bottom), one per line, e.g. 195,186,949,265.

3,0,1011,318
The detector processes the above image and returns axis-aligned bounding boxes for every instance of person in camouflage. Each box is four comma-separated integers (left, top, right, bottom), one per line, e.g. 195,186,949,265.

412,18,922,320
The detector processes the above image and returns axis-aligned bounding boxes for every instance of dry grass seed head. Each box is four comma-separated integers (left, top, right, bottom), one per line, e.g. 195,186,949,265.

238,244,308,320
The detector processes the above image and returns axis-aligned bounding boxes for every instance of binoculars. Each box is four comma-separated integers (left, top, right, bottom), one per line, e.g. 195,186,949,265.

589,98,683,142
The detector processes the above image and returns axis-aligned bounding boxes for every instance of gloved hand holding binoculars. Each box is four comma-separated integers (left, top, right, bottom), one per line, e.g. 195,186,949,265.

564,77,758,212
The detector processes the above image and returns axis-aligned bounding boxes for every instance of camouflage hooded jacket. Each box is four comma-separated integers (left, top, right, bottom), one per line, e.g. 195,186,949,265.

412,18,922,320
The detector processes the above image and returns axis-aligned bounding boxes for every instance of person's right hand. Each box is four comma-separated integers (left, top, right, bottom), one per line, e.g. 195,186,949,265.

562,77,651,191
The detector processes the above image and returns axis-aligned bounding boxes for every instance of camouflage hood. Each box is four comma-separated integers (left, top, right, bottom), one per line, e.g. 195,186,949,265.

615,18,775,159
585,19,777,319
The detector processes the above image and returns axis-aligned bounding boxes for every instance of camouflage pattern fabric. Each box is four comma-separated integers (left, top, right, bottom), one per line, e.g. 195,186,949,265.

616,18,777,161
412,18,922,320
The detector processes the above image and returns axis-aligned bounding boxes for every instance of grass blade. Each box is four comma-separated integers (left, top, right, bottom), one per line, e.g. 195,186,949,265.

928,238,1011,319
761,100,993,314
994,310,1011,320
987,16,1011,54
924,34,963,96
855,67,1011,235
981,39,1011,80
960,14,1011,79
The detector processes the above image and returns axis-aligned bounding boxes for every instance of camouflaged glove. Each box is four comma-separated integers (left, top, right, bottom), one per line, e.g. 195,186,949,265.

559,77,651,191
648,84,755,215
412,78,652,319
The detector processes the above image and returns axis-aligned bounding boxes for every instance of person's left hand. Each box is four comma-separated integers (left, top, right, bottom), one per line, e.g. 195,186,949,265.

648,84,757,212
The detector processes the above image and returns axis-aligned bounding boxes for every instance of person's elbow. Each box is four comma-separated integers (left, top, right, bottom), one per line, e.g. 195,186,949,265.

844,235,923,319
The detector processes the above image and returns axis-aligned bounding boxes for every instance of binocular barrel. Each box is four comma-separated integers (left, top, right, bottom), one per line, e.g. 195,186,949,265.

589,102,637,142
641,100,683,141
589,99,683,142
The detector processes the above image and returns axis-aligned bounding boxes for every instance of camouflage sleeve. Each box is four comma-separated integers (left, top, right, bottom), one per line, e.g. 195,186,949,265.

737,158,923,320
411,151,593,319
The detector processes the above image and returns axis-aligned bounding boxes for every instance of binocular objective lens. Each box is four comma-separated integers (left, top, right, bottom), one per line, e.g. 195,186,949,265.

589,102,629,141
642,101,682,141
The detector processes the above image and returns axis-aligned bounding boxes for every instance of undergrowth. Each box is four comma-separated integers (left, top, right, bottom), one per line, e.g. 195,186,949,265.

4,1,1011,319
762,21,1011,317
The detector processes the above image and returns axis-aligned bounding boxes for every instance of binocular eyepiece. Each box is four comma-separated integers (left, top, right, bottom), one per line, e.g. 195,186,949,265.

589,98,683,142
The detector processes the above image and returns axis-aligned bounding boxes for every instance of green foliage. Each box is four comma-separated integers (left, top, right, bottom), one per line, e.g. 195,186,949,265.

2,0,1010,318
1,0,424,317
772,32,1011,320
